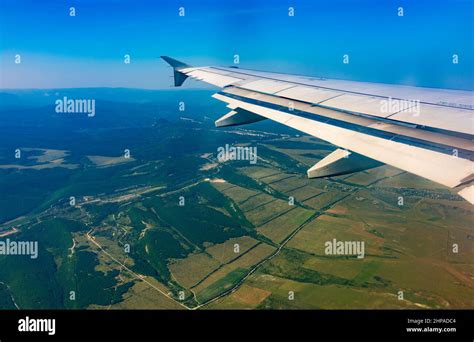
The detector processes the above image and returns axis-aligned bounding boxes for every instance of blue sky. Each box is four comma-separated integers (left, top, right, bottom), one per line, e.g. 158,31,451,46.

0,0,472,89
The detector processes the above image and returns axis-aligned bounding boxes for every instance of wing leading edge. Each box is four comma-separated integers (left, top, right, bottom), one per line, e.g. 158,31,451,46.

161,56,474,204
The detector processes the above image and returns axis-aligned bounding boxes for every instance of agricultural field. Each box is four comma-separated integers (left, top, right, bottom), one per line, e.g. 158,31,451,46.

0,89,472,310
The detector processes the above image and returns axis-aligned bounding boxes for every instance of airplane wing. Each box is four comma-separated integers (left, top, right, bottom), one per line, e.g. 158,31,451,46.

161,56,474,204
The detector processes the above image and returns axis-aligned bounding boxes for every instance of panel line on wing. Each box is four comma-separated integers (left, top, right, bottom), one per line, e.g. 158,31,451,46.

218,91,474,160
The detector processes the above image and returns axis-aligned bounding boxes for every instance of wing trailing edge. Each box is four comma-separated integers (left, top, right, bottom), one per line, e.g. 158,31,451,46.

458,185,474,204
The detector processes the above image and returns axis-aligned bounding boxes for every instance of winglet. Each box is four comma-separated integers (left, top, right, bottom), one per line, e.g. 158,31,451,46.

161,56,191,70
161,56,191,87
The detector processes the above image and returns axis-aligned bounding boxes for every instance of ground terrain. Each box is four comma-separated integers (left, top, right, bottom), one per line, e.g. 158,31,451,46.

0,89,472,309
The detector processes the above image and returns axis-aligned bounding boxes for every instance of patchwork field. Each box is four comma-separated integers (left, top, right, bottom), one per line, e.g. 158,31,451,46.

1,90,472,310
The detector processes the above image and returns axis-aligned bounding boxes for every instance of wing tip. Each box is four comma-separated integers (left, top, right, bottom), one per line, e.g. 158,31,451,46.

161,56,190,87
160,56,191,70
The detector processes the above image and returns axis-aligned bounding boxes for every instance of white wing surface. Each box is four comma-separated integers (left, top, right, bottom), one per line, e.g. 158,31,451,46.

161,56,474,204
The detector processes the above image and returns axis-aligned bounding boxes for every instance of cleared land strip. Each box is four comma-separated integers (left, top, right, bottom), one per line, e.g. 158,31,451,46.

239,192,267,206
253,206,296,226
190,242,263,291
244,198,278,212
267,174,296,184
284,183,309,193
257,172,285,181
300,191,325,202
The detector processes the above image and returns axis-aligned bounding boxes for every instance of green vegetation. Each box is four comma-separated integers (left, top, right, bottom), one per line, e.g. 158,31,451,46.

196,268,248,303
1,89,472,310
